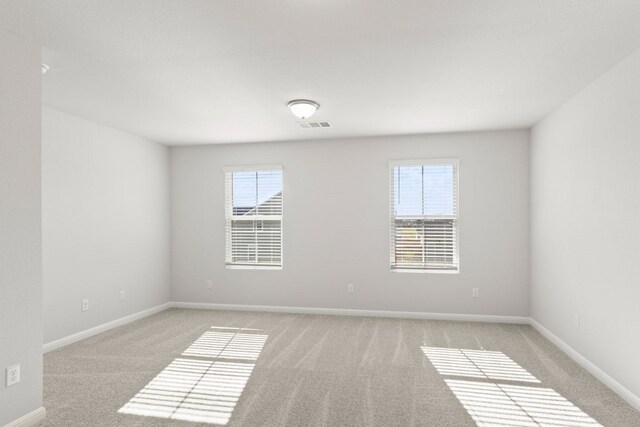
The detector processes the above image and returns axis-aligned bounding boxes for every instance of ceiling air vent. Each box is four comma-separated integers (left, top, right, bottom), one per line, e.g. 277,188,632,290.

298,121,331,129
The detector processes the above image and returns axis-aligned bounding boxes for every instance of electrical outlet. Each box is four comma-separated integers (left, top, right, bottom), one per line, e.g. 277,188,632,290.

6,364,20,387
472,288,479,298
82,299,89,312
206,280,213,289
347,284,354,294
120,290,126,301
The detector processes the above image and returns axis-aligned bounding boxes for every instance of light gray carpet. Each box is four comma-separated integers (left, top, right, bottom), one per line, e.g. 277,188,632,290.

39,308,640,426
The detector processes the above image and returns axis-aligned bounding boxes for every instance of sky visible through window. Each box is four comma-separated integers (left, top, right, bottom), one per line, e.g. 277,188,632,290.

232,170,282,211
394,165,454,216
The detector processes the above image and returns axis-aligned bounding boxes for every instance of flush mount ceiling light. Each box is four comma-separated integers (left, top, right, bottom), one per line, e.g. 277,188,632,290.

41,63,50,74
288,99,319,119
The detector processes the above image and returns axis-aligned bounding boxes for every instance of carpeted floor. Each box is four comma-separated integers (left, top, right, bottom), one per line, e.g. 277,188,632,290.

38,308,640,426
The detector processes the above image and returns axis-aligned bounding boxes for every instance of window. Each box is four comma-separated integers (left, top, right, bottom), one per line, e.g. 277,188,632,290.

225,167,283,268
390,160,458,272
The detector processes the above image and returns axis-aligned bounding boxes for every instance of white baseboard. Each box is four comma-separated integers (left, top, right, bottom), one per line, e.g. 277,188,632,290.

530,318,640,412
42,301,526,354
43,302,173,353
172,301,530,324
4,407,46,427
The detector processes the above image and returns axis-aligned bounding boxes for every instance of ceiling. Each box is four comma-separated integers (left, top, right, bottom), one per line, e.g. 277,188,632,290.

1,1,640,145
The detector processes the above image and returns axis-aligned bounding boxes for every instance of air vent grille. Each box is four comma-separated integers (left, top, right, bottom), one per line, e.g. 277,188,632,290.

298,121,331,129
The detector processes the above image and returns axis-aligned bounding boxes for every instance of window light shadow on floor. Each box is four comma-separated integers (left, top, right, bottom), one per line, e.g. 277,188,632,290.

118,327,267,425
446,380,601,427
422,346,540,383
422,347,601,427
183,329,268,360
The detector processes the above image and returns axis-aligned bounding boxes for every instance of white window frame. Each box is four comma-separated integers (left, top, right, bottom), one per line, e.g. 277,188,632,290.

224,165,284,270
389,159,459,274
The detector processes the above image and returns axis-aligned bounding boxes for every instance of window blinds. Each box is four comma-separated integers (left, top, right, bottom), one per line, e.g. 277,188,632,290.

225,167,283,267
390,160,459,271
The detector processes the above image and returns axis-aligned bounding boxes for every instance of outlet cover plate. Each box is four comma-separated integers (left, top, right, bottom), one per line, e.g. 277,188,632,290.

6,364,20,387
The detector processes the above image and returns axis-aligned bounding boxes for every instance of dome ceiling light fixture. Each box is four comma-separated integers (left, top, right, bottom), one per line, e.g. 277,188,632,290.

288,99,319,120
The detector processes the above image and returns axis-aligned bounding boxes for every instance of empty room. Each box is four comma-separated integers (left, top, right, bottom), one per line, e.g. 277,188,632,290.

1,1,639,426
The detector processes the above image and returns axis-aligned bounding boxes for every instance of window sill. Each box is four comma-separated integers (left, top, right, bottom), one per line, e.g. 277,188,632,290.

391,268,459,274
226,264,282,271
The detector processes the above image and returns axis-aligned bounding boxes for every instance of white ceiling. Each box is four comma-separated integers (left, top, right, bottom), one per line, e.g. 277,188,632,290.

2,1,640,145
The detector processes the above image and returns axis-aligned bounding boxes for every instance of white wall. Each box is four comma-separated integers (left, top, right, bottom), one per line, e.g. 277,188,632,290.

42,108,171,344
531,48,640,399
171,130,530,316
0,30,43,425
